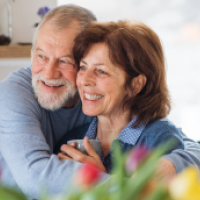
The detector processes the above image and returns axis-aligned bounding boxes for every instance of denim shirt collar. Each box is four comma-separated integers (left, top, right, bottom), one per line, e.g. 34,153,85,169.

86,116,146,146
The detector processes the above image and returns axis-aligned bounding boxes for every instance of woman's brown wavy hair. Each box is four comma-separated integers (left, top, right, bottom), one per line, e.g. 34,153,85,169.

73,20,171,127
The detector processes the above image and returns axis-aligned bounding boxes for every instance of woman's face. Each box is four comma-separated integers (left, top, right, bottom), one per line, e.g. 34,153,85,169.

76,43,129,117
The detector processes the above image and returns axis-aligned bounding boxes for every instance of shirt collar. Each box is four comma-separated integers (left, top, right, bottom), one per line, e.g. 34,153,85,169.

116,116,146,145
85,116,146,146
86,117,98,140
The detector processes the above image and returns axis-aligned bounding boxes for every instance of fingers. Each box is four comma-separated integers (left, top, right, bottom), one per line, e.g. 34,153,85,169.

57,153,73,160
68,142,76,148
59,139,104,172
60,144,87,162
59,140,106,173
60,144,68,152
83,137,99,158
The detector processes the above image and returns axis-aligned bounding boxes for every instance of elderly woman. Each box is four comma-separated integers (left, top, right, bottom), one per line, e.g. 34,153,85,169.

58,20,184,173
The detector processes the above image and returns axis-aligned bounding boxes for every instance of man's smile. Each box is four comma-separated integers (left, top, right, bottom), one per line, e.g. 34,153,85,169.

43,81,64,87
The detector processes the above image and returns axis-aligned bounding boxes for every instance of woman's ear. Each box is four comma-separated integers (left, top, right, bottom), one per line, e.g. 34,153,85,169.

131,74,147,95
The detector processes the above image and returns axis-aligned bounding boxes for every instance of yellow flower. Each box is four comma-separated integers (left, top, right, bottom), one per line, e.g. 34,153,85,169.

169,167,200,200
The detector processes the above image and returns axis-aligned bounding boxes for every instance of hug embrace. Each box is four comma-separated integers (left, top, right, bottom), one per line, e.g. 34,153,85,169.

0,5,199,200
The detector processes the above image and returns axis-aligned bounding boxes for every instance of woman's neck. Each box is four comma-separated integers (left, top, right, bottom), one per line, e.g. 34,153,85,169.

96,110,134,156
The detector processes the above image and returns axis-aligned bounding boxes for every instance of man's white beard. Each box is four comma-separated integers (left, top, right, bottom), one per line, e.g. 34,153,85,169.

32,73,78,111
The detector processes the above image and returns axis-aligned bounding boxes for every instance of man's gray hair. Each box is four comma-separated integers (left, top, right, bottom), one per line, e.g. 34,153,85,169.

32,4,97,48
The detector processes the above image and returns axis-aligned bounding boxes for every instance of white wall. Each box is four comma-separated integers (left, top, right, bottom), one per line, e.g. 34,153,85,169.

0,58,31,82
10,0,57,44
0,0,9,36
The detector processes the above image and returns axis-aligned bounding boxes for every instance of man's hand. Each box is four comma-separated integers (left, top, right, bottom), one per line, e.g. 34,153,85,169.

155,158,177,182
58,137,106,173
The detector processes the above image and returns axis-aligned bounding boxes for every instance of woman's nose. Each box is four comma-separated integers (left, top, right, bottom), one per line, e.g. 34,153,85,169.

43,61,60,79
79,70,96,86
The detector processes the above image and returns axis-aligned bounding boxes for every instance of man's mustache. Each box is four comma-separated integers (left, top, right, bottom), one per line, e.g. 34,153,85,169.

34,73,69,86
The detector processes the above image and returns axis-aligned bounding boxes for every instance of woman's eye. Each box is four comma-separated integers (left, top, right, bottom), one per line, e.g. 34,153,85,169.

60,60,67,64
79,66,86,71
98,69,107,74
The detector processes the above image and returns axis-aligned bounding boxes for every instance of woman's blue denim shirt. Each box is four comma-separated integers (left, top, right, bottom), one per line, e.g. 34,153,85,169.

54,117,184,172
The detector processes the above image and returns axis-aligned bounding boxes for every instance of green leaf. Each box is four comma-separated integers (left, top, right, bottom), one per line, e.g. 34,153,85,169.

0,186,27,200
110,140,128,200
111,140,124,173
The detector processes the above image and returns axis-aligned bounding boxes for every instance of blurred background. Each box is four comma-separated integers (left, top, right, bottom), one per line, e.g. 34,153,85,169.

0,0,200,140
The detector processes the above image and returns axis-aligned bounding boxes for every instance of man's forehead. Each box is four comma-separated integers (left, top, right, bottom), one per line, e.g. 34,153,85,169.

37,21,81,45
41,19,81,33
37,32,69,45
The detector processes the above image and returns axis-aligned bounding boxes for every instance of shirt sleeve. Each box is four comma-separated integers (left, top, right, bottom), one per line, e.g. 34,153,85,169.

0,71,110,199
148,120,184,152
161,129,200,173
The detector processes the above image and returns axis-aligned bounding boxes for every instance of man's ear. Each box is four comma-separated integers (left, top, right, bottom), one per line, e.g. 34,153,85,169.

131,74,147,95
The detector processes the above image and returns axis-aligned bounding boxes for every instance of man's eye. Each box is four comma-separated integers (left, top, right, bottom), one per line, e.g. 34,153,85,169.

60,60,75,67
38,55,45,59
37,55,47,64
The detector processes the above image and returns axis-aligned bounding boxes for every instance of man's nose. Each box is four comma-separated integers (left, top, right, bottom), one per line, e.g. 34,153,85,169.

43,61,60,79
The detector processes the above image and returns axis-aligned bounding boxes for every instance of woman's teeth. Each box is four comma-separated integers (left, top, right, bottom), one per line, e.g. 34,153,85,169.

85,93,103,100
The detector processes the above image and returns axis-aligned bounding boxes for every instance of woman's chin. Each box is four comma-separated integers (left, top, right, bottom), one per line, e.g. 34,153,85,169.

83,109,100,117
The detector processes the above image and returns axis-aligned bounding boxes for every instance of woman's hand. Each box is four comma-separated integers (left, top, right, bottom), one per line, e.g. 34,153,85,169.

58,137,106,173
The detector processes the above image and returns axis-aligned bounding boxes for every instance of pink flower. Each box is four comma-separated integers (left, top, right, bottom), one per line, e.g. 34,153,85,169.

75,163,102,188
125,146,149,175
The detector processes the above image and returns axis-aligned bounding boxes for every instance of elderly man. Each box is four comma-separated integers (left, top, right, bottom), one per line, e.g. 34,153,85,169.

0,4,199,200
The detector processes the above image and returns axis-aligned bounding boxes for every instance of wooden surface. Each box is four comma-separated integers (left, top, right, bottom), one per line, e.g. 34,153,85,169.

0,45,32,58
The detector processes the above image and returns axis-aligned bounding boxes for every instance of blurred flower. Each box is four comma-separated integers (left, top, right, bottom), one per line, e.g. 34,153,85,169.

2,143,200,200
37,6,52,17
34,6,53,27
125,145,149,175
169,166,200,200
75,164,102,189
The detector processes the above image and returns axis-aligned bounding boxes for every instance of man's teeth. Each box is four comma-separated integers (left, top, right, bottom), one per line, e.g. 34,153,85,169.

44,82,63,87
85,93,103,100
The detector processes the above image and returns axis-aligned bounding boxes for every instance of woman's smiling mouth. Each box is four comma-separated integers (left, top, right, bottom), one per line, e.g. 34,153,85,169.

84,93,104,101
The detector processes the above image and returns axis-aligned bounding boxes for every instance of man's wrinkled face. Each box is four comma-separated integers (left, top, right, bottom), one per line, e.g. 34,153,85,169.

31,20,80,110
